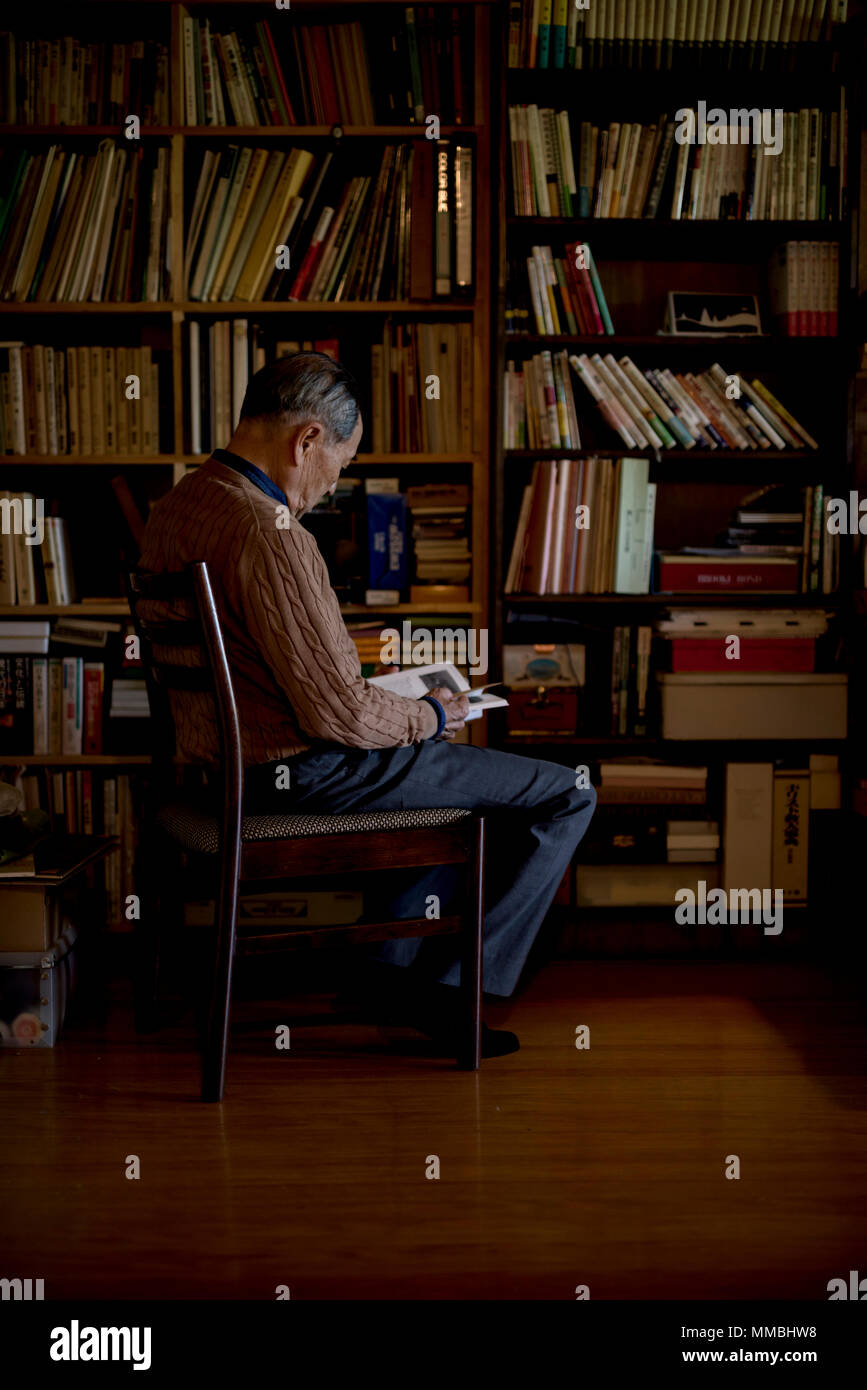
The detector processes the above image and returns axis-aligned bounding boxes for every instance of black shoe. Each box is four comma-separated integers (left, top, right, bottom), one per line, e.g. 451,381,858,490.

412,1010,520,1058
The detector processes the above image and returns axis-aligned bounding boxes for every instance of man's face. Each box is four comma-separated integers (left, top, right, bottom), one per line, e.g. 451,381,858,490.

293,415,363,515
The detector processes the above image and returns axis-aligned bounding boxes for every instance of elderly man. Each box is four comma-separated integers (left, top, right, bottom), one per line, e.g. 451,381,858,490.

139,352,595,1058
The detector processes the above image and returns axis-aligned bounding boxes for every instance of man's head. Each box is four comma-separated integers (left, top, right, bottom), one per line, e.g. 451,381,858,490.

227,351,363,515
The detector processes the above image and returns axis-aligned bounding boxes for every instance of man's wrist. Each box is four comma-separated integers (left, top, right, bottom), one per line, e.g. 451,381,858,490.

420,695,446,739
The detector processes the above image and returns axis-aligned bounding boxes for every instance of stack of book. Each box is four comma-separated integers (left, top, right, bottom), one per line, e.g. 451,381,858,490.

506,456,656,595
0,344,162,456
597,760,708,806
0,501,76,605
0,142,172,303
407,483,471,602
654,608,829,672
569,355,819,452
108,678,149,722
768,242,840,336
1,33,170,124
185,138,474,303
179,8,474,127
371,321,473,454
503,351,581,450
507,1,848,73
607,625,654,736
508,243,614,335
667,820,720,864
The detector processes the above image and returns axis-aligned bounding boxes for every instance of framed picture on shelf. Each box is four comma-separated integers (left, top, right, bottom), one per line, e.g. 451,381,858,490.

663,292,763,336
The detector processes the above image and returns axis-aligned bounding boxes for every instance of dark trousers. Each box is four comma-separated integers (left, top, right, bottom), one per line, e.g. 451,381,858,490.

245,742,596,997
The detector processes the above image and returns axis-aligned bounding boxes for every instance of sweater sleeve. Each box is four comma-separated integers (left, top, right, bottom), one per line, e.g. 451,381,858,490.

238,523,439,748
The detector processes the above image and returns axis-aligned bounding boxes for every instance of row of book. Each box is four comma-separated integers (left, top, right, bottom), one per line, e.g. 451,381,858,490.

506,463,840,597
0,142,171,303
511,243,614,336
507,0,849,71
507,456,657,594
509,104,846,220
0,505,77,605
503,351,582,450
0,652,147,756
768,240,840,335
186,327,343,458
185,138,473,303
0,344,162,456
180,9,474,127
370,322,474,454
187,319,266,459
13,766,137,925
569,355,819,452
1,34,170,125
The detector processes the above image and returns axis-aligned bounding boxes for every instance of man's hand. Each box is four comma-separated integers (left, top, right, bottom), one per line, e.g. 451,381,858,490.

424,685,471,740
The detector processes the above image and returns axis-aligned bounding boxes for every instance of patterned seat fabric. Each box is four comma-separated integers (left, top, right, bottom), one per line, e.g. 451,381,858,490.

156,802,471,855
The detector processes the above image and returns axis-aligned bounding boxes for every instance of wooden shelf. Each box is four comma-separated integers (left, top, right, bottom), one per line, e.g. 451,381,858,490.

504,448,816,461
503,593,841,607
0,603,129,616
507,217,844,235
506,333,846,351
0,455,180,466
0,755,151,766
341,603,481,616
3,453,481,467
0,301,476,315
0,125,481,138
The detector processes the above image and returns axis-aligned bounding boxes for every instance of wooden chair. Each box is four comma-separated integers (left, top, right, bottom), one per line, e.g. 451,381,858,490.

126,561,485,1101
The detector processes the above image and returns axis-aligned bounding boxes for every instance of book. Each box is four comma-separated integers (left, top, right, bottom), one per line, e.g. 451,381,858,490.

368,663,507,721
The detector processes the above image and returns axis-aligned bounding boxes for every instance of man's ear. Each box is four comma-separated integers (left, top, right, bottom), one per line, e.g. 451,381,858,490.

287,422,318,468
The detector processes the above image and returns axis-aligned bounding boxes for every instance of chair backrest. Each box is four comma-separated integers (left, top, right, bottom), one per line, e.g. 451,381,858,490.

125,562,243,868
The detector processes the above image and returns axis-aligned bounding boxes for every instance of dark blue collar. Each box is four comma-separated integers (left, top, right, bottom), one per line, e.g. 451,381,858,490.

211,449,288,507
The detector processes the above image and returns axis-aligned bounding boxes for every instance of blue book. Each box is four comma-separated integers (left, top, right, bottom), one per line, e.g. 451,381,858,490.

367,493,407,591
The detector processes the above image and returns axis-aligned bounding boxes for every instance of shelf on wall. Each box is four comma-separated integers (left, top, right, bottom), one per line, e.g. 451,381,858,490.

0,301,477,315
0,755,152,766
0,603,130,616
505,334,848,351
503,593,842,607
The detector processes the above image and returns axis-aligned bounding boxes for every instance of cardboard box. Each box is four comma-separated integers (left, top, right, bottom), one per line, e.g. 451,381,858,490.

657,673,847,740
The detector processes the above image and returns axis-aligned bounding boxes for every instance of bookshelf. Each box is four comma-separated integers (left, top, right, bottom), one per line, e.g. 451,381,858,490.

491,1,863,921
0,0,496,922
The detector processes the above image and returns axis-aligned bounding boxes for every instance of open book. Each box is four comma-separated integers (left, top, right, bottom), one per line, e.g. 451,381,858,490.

367,663,508,721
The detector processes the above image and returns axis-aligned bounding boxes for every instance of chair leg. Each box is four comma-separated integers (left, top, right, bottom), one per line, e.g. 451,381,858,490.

131,829,168,1033
200,868,240,1102
458,815,484,1070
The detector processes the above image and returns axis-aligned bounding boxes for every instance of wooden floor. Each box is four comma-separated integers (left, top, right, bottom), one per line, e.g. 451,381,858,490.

2,955,866,1300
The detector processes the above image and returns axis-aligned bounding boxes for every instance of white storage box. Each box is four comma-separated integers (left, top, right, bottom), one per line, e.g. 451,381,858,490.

0,923,77,1047
657,673,848,740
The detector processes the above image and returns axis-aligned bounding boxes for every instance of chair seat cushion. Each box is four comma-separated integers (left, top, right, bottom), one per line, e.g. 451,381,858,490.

156,802,471,855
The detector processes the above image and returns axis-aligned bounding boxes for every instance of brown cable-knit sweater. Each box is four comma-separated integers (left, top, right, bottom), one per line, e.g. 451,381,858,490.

138,459,437,764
